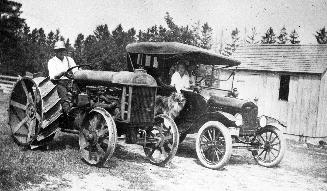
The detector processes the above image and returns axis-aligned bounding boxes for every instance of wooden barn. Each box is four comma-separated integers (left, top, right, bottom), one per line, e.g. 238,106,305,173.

219,44,327,139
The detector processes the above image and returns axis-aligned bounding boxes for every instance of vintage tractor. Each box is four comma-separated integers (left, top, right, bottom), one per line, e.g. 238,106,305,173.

8,67,179,166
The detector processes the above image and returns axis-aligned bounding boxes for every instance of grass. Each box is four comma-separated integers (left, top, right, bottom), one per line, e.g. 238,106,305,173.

0,93,156,191
0,131,157,191
1,92,327,190
0,132,67,191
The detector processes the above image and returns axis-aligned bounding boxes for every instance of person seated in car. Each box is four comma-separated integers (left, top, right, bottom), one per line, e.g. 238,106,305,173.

48,41,78,113
170,60,191,93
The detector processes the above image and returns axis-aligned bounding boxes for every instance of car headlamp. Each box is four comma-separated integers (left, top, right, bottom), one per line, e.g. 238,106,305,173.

259,116,267,127
235,113,243,126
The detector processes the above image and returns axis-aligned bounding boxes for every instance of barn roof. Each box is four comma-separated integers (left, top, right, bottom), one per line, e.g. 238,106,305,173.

231,44,327,74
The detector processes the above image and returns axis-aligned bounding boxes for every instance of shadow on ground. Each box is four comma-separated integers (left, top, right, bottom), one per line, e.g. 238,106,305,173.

177,136,256,167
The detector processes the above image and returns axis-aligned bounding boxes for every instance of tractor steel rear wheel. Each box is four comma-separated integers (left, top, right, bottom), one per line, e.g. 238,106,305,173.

79,108,117,166
253,127,286,167
196,121,232,170
8,77,62,146
143,114,179,166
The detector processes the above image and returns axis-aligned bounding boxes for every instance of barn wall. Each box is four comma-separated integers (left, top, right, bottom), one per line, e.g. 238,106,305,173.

317,72,327,137
219,70,321,137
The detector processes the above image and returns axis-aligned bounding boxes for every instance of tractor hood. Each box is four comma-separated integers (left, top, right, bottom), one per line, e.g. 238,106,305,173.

207,95,257,114
74,69,157,87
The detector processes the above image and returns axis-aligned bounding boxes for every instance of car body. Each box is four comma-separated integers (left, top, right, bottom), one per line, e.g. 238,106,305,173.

126,42,286,169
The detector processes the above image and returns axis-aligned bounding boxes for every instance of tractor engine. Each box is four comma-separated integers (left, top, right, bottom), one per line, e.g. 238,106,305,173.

74,69,158,124
84,86,121,119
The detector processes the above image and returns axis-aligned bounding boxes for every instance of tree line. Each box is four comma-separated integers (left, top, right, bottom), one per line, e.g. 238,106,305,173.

1,0,327,75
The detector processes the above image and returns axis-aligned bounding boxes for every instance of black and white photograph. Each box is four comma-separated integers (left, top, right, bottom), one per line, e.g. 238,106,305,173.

0,0,327,190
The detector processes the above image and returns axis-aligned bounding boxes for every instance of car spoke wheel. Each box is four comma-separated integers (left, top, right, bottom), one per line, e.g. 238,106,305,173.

143,114,179,166
254,127,285,167
79,108,117,166
196,121,232,169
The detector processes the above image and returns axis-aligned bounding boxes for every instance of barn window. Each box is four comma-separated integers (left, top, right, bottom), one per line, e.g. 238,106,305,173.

279,75,290,101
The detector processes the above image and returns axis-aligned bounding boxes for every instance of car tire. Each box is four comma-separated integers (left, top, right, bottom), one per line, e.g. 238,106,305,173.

196,121,232,170
254,126,286,167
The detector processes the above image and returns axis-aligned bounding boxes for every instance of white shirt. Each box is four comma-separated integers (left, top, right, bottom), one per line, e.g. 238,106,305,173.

171,71,190,92
48,56,77,80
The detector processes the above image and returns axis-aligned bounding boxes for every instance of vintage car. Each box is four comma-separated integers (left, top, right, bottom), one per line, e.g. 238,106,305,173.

8,66,179,166
126,42,286,169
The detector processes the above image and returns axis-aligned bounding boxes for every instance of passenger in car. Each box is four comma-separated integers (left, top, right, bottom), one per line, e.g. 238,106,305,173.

170,60,190,93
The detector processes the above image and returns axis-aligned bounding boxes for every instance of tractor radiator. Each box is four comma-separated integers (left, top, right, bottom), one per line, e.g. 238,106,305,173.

130,86,156,124
120,85,156,125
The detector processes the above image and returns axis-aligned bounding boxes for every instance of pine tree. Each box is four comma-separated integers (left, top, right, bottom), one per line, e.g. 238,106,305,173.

0,0,25,74
54,29,61,42
277,26,288,44
74,33,85,64
221,28,240,56
246,27,259,44
0,0,25,43
111,24,136,71
289,29,300,44
94,24,111,41
261,27,276,44
137,12,213,48
46,31,55,47
315,27,327,44
65,38,74,57
200,22,213,49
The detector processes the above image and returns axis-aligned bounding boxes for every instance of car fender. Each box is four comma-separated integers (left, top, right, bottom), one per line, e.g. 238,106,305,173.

187,111,236,134
266,122,286,133
259,115,286,133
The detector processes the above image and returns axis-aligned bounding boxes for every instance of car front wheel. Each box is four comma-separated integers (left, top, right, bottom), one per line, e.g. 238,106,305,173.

253,126,286,167
195,121,232,169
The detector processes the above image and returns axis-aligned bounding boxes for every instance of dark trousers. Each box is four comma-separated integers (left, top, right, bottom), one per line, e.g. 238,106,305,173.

54,80,71,113
56,80,71,102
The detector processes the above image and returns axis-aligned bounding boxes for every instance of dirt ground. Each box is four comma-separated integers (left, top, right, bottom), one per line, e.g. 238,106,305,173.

1,95,327,191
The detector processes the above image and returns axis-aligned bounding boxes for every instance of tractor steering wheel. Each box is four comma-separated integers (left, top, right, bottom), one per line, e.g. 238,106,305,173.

64,64,92,79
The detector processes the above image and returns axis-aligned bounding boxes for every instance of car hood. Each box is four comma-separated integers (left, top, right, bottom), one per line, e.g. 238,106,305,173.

207,95,257,113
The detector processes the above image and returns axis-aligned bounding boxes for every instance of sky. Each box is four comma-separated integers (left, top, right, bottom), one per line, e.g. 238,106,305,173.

16,0,327,46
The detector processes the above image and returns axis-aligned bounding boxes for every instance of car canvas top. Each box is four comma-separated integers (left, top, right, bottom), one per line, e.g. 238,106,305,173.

126,42,241,67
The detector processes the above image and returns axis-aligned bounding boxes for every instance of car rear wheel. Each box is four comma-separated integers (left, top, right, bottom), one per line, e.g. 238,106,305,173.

253,126,286,167
196,121,232,170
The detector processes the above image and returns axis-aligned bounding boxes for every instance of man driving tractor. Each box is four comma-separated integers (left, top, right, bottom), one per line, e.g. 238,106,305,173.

48,41,78,113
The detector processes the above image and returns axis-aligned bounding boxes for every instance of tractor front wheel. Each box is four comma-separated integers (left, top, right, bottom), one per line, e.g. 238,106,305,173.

143,114,179,166
79,108,117,166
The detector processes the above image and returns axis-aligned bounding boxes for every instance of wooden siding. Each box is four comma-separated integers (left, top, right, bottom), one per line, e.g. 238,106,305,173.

317,72,327,137
219,70,322,137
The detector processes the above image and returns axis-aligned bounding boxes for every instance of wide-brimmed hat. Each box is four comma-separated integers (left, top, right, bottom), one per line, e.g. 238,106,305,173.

54,41,66,50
